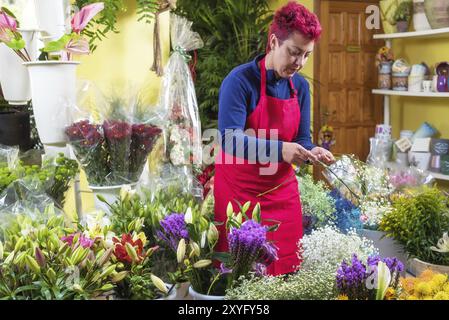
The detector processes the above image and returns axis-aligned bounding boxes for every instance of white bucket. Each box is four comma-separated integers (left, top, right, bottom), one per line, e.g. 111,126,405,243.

23,61,79,145
188,286,225,300
34,0,68,39
0,29,39,105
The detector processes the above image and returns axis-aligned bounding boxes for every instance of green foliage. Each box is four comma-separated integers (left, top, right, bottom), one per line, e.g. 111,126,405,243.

175,0,273,128
74,0,127,52
298,174,336,229
379,187,449,265
394,1,412,22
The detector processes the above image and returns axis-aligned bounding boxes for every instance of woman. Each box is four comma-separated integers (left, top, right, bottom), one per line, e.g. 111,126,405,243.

213,2,336,276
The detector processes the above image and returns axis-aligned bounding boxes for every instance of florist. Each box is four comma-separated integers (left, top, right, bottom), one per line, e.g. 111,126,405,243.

214,2,335,276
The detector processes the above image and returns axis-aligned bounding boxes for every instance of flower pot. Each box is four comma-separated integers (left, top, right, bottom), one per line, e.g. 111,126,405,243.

0,108,31,151
23,61,79,145
0,30,39,105
424,0,449,29
396,20,410,32
188,285,225,300
379,61,393,74
34,0,68,39
89,183,136,213
359,229,408,271
413,0,432,31
408,258,449,276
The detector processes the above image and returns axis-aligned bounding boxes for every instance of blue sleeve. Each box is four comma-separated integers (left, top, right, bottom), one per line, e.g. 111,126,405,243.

218,75,283,163
294,79,316,151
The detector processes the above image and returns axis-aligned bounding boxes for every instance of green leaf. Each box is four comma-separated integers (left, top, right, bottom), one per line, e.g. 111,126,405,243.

6,38,25,50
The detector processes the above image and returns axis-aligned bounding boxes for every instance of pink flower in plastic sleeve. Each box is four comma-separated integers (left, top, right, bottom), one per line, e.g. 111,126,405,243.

71,2,104,33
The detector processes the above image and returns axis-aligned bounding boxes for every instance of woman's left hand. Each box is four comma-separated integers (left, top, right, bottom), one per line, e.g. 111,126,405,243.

311,147,335,165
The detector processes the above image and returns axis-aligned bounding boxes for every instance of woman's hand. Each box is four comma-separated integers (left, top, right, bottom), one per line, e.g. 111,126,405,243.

282,142,318,165
311,146,335,165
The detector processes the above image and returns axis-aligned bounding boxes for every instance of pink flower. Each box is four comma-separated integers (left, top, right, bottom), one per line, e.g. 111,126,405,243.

0,11,17,31
65,37,90,55
71,2,104,34
61,233,94,249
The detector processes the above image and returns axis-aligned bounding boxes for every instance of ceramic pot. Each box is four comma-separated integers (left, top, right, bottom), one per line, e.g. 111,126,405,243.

424,0,449,29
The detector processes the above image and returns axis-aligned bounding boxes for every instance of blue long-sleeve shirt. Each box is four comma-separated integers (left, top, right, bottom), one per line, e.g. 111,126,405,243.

218,54,316,163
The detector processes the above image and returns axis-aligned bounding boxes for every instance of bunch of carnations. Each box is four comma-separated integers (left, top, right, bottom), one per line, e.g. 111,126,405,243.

65,120,110,186
129,123,162,181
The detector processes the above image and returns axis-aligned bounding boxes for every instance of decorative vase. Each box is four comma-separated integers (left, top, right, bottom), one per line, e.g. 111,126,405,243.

392,72,409,91
379,61,393,74
0,29,39,105
424,0,449,29
413,0,432,31
437,75,449,92
34,0,68,39
0,108,31,151
396,20,410,32
188,286,225,301
23,61,79,145
408,258,449,276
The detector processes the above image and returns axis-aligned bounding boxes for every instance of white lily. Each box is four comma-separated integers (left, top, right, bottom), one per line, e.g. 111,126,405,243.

430,232,449,253
375,261,391,300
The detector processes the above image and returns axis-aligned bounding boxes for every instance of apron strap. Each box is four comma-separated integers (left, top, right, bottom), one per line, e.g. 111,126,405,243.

288,78,298,98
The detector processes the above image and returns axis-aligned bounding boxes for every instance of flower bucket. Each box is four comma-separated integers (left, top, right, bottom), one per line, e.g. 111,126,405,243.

156,284,177,300
34,0,67,39
89,183,136,213
23,61,79,145
408,258,449,276
0,30,39,105
359,229,409,271
188,285,225,301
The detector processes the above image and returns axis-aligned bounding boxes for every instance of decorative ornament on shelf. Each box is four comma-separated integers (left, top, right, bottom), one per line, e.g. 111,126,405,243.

318,124,336,151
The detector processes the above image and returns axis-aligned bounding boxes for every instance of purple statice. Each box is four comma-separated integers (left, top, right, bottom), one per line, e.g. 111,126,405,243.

156,213,189,251
336,254,370,300
227,220,278,280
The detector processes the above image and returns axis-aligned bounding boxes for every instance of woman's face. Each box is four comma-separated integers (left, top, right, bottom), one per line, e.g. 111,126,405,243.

269,31,315,78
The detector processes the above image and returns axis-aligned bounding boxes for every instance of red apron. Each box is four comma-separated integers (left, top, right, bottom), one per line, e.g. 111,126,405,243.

214,57,302,276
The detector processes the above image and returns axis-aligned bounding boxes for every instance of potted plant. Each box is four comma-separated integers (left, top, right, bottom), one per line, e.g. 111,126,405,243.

0,8,39,105
22,3,104,147
379,187,449,275
394,1,413,32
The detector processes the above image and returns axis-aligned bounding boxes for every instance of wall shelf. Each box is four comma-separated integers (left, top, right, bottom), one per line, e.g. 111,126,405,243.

374,27,449,40
372,89,449,98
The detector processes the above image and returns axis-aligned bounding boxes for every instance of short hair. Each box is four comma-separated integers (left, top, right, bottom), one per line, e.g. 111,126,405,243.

267,1,322,52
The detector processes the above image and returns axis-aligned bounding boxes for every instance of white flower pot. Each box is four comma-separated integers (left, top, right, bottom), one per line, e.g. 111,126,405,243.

0,29,39,105
23,61,79,145
34,0,68,39
156,284,177,300
188,285,225,300
408,258,449,277
359,229,409,270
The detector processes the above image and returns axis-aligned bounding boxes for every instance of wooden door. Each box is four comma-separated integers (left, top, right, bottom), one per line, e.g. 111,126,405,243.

314,0,384,163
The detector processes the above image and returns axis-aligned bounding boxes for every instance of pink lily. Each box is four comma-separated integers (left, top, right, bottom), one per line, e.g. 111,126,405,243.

65,37,90,55
0,10,17,31
71,2,104,34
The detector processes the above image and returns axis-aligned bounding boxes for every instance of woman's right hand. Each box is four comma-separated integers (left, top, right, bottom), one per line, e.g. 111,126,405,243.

282,142,318,165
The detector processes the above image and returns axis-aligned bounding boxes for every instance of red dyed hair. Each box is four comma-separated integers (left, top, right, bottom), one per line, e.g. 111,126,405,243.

267,1,322,52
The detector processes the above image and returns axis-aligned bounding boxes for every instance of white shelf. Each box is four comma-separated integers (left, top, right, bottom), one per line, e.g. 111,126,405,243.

374,27,449,40
372,89,449,98
429,172,449,181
